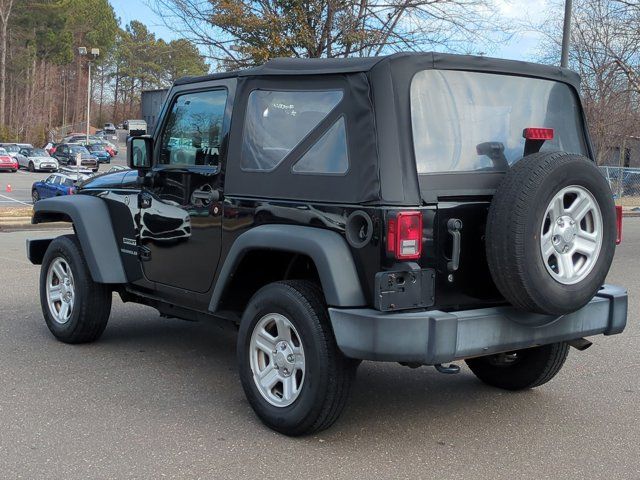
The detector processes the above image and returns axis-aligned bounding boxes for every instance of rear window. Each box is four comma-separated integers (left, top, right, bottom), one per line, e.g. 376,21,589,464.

410,70,587,174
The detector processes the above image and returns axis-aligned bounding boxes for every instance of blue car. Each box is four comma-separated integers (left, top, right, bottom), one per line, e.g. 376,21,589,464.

86,144,111,163
31,173,88,203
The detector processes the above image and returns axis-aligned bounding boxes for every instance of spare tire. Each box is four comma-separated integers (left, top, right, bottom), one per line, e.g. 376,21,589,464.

486,151,616,315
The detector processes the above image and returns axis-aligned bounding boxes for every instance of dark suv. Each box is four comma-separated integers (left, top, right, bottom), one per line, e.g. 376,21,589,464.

27,53,627,436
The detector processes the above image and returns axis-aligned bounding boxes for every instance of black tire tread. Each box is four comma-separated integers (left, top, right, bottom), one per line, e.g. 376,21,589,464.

238,280,356,436
486,152,615,314
270,280,355,435
466,342,570,391
40,234,111,343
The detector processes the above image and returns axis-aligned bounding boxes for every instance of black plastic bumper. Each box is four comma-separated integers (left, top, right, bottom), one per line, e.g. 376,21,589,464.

328,284,628,364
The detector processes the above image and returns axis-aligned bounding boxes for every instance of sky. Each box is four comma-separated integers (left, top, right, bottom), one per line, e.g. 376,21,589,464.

109,0,555,68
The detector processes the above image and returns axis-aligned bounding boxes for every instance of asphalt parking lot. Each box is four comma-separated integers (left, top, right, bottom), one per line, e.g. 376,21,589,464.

0,150,127,207
0,220,638,479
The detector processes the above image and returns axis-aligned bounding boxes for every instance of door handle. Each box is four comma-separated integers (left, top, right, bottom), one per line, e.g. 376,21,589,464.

447,218,463,272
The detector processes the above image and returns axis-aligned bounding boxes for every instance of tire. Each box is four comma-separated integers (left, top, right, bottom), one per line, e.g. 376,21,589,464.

486,152,616,315
39,235,112,343
32,189,39,203
237,280,357,436
465,342,570,391
28,161,35,172
11,169,16,173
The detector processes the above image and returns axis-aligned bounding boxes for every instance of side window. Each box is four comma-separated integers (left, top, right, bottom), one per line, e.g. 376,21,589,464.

159,89,227,166
292,117,349,175
45,175,55,183
241,90,343,172
51,176,61,185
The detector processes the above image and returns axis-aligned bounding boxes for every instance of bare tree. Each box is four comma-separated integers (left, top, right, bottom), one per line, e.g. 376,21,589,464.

150,0,511,68
536,0,640,165
0,0,14,126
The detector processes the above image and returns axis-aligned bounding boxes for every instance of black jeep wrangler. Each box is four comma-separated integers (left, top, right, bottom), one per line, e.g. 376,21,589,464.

28,53,627,436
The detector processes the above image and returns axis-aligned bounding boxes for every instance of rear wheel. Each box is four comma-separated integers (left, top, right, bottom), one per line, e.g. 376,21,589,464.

465,342,569,390
39,235,112,343
237,280,357,436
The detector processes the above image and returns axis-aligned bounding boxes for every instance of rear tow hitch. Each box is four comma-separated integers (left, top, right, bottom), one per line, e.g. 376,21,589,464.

434,363,461,374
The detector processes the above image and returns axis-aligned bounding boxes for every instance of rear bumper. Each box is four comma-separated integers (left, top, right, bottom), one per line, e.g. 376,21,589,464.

328,284,628,364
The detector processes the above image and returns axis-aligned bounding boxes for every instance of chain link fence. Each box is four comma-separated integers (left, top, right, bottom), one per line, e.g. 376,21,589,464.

600,166,640,205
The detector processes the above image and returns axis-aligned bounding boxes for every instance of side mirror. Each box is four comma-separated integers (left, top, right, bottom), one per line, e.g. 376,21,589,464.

127,136,153,170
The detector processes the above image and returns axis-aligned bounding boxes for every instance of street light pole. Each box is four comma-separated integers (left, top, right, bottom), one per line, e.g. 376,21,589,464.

78,47,99,146
560,0,572,68
86,60,91,145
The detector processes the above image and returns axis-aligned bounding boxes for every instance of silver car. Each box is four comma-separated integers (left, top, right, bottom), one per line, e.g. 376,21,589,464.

18,147,59,172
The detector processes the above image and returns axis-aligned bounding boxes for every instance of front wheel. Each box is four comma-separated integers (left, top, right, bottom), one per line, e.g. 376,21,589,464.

32,189,40,203
39,235,112,343
465,342,569,391
28,161,35,172
237,280,357,436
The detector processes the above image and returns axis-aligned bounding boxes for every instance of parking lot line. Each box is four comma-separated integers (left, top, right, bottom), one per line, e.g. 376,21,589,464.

0,192,30,206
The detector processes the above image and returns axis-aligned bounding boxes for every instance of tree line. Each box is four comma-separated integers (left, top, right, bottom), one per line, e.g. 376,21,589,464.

0,0,207,145
152,0,640,167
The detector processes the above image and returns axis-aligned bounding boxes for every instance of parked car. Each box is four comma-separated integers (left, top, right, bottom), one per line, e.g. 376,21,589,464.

52,144,98,172
86,144,111,163
18,147,59,172
103,123,118,141
0,143,21,158
0,147,18,172
31,172,88,202
28,53,627,437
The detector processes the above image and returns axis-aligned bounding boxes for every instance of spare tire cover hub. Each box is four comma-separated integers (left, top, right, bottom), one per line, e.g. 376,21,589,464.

541,185,603,285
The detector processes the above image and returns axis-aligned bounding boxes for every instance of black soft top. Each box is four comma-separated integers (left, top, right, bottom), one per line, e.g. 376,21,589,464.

175,52,585,206
175,52,580,90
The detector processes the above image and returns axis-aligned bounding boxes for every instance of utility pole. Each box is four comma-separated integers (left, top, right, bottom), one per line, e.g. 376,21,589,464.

78,47,100,144
560,0,572,68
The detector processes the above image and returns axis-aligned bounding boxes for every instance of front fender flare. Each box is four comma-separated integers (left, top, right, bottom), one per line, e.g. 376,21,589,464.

31,195,127,283
209,224,366,311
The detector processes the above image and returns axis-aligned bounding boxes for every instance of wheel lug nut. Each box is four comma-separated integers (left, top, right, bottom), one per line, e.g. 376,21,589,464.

283,368,289,375
280,344,287,351
287,354,294,362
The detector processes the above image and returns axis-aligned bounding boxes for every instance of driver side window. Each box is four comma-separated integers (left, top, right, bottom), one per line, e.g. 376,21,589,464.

159,89,228,167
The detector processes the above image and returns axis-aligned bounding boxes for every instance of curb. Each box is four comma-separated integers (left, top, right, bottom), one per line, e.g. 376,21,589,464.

0,217,71,232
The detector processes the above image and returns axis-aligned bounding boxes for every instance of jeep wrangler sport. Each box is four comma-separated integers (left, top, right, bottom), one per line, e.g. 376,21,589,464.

28,53,627,436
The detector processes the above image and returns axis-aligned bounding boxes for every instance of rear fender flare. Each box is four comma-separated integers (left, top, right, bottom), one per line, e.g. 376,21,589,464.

30,195,127,283
209,224,366,311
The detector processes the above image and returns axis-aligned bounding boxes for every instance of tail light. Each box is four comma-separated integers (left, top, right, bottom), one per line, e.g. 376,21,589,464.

523,127,554,140
386,211,423,260
67,187,75,195
615,205,623,245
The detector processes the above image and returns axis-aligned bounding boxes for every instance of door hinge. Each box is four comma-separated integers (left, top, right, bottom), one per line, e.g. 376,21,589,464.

138,245,151,261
